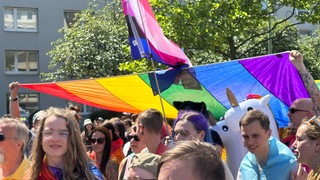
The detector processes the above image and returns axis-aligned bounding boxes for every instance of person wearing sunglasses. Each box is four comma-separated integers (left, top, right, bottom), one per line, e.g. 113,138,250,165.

291,116,320,180
23,107,104,180
89,126,119,180
282,98,314,147
286,50,320,144
285,98,314,145
289,50,320,117
118,125,147,180
0,118,29,179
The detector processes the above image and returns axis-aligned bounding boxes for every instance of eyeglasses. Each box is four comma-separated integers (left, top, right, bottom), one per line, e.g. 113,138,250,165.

128,135,139,141
42,130,70,138
0,133,4,141
308,116,320,126
289,108,310,114
173,129,190,138
0,133,19,141
91,138,105,144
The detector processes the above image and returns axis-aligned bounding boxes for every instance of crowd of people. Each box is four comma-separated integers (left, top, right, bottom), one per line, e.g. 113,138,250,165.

0,50,319,180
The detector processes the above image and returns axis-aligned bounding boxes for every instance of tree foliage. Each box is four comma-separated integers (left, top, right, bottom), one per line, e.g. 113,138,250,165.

151,0,320,62
44,0,320,80
44,1,130,81
298,29,320,79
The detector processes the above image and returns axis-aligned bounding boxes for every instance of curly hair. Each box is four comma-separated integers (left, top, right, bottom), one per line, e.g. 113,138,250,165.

301,117,320,140
27,107,96,180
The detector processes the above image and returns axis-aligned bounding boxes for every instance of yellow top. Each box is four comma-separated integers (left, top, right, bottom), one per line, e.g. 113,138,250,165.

3,156,29,180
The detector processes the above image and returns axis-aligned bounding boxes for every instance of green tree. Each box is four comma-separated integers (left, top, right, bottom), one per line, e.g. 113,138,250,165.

241,21,300,58
44,1,131,81
45,0,320,78
151,0,320,62
298,29,320,79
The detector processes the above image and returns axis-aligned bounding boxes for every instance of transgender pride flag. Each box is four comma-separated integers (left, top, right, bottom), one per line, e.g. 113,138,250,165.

122,0,192,68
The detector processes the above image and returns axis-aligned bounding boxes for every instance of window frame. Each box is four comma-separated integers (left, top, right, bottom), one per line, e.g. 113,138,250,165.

5,49,39,75
4,7,38,32
64,10,80,28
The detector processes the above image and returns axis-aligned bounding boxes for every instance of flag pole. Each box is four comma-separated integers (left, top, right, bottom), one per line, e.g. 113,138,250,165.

135,0,170,137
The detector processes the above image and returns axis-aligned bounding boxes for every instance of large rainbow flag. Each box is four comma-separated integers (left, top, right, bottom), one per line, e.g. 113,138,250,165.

20,52,309,128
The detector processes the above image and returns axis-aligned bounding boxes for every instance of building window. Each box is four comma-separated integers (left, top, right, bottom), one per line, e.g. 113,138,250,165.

5,50,38,74
6,93,39,121
296,9,309,15
4,7,38,32
300,30,312,36
64,11,79,28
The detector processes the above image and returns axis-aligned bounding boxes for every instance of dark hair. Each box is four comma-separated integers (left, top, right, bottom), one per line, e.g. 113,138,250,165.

68,104,81,122
68,104,80,113
102,122,119,141
124,119,133,127
173,101,208,119
131,113,138,122
113,121,127,143
91,127,111,176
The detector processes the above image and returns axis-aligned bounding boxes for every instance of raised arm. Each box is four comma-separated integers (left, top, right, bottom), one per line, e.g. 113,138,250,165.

9,82,20,119
289,50,320,116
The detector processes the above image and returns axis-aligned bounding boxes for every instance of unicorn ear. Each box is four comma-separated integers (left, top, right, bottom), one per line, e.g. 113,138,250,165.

226,88,239,107
260,94,271,106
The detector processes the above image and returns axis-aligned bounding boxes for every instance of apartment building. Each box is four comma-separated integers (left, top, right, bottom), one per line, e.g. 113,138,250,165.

276,6,318,36
0,0,91,118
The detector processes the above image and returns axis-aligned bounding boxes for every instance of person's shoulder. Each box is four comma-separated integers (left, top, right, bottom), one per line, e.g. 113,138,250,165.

240,152,256,168
109,156,120,166
105,157,119,175
271,137,294,154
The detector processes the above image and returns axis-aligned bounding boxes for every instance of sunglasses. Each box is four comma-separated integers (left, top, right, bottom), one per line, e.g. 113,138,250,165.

289,108,310,114
91,138,105,144
128,135,139,141
0,133,4,141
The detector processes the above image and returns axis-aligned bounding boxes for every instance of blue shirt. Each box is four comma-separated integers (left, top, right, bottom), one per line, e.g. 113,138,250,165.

237,137,297,180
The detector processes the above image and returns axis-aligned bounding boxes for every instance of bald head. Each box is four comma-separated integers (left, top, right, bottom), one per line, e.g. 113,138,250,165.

288,98,314,133
290,98,313,112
